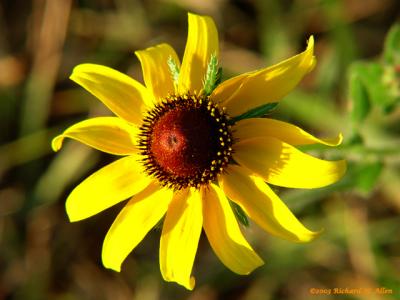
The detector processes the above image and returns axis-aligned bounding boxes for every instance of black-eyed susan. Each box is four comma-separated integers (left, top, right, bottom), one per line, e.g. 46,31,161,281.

52,12,346,290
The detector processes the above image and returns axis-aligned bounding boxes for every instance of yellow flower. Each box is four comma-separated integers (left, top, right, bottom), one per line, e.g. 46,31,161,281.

52,13,346,290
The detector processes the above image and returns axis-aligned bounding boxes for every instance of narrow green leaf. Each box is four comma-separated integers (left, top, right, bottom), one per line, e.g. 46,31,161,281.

349,70,370,124
229,200,249,227
231,102,278,123
384,23,400,65
203,53,220,96
167,56,180,86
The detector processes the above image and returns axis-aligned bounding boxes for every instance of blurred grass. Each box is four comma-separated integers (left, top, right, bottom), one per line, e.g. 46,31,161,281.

1,0,400,299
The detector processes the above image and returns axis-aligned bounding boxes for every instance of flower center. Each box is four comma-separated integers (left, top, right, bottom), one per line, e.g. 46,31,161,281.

138,94,233,190
151,108,216,176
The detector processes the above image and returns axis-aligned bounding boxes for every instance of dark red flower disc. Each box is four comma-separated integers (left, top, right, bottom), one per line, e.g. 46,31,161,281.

138,94,233,190
150,107,217,177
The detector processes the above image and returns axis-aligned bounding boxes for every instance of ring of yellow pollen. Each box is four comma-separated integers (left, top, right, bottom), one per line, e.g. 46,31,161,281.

138,94,234,190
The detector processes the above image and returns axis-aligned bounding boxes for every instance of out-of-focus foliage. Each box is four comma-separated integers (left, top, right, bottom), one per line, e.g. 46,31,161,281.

349,24,400,122
345,22,400,197
0,1,400,299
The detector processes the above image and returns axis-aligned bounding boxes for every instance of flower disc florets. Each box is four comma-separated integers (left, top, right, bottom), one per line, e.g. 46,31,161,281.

138,93,233,190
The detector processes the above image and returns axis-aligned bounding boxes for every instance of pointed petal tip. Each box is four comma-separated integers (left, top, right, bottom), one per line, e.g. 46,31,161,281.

189,277,196,290
102,243,123,272
330,132,344,146
69,67,87,84
64,185,104,223
322,132,343,146
232,254,264,275
243,259,265,275
162,275,196,290
234,137,348,189
51,117,139,156
233,118,344,147
214,35,316,117
296,227,324,243
318,132,344,147
102,257,122,273
220,166,324,244
202,184,264,275
111,265,122,272
305,36,316,72
159,188,201,291
65,213,79,223
70,65,80,76
69,63,104,84
69,72,77,82
65,200,82,223
308,35,314,48
185,276,196,290
51,135,63,152
338,132,344,144
71,63,93,72
70,64,90,79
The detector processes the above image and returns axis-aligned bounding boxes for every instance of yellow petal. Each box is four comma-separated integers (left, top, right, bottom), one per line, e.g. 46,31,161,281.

220,165,321,242
52,117,139,155
135,43,180,101
70,64,152,124
233,118,342,147
102,182,173,272
178,13,219,94
212,36,316,117
202,184,264,274
66,155,152,221
160,188,203,290
233,137,346,189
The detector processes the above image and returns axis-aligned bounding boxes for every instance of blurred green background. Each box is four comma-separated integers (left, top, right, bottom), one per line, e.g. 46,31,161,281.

1,0,400,299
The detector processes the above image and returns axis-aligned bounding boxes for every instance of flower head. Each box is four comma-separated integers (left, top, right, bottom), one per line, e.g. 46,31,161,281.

52,13,346,290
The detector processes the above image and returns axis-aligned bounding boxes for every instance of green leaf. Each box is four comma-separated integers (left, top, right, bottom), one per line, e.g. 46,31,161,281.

351,62,396,114
349,70,370,124
384,23,400,65
203,53,220,96
346,132,364,146
229,200,249,227
231,102,278,123
167,56,180,86
354,161,383,194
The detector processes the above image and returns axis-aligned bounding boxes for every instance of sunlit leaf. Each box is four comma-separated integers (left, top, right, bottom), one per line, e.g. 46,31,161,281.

203,53,220,96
